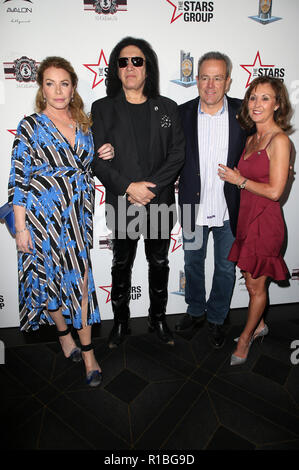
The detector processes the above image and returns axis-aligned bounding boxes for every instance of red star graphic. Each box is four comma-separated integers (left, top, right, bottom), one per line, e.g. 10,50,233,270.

240,51,274,88
166,0,183,24
95,184,105,205
170,225,182,253
83,50,108,89
7,129,17,136
99,284,112,303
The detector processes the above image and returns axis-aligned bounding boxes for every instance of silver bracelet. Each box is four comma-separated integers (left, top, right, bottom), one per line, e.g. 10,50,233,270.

16,227,28,234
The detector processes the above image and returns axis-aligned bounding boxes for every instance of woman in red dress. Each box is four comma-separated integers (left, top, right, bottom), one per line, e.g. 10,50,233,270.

218,76,292,366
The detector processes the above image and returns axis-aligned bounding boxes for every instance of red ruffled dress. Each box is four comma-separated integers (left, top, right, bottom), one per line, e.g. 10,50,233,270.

228,147,289,280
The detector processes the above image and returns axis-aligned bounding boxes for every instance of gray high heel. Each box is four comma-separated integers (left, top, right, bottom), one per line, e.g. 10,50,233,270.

234,324,269,343
230,337,254,366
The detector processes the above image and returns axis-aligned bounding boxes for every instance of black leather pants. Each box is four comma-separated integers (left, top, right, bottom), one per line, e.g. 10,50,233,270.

111,237,170,323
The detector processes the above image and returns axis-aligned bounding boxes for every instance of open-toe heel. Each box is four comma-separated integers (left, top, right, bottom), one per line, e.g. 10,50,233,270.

57,326,82,363
81,343,103,387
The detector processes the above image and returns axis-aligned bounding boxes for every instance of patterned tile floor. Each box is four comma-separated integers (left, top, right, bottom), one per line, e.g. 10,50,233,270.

1,303,299,451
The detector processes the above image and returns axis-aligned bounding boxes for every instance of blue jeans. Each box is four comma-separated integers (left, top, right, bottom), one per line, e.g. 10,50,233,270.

183,221,236,325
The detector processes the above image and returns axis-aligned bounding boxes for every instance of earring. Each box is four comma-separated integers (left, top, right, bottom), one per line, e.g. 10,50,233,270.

43,97,46,103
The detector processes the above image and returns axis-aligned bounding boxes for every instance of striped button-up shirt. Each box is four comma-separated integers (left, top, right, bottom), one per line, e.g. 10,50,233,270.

196,95,229,227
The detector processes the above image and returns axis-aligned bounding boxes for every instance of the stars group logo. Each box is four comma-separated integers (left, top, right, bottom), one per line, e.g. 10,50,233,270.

84,0,127,16
99,285,141,303
240,51,285,88
83,50,109,89
166,0,214,24
3,56,39,85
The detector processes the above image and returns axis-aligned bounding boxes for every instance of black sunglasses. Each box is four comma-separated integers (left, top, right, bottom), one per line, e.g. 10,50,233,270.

118,57,145,68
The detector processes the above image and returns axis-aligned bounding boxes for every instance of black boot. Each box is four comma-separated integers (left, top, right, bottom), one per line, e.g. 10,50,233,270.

108,321,130,349
108,238,137,349
148,314,174,345
144,239,173,344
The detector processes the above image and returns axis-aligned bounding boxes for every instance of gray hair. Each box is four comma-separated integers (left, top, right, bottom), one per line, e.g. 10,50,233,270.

197,51,232,78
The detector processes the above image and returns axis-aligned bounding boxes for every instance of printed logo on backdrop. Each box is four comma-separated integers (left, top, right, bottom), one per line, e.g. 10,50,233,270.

83,0,127,21
3,56,39,88
249,0,282,25
99,285,141,303
240,51,285,88
83,50,109,89
171,270,185,297
170,225,183,253
171,51,197,88
166,0,214,24
95,184,105,205
237,272,247,292
99,235,112,250
3,0,33,24
291,269,299,281
0,295,5,310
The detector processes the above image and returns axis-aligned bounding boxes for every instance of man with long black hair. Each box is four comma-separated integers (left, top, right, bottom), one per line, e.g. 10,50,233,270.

92,37,185,348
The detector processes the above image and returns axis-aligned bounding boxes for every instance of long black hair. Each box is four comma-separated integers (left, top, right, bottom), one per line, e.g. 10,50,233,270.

106,36,160,98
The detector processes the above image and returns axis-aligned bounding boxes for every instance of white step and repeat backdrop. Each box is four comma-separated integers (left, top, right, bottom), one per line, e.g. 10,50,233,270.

0,0,298,328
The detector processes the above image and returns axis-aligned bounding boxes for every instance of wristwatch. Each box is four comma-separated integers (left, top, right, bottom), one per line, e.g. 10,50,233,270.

238,179,247,189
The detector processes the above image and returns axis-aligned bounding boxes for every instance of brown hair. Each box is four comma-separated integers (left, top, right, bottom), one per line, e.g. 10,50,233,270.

35,56,91,133
238,76,292,132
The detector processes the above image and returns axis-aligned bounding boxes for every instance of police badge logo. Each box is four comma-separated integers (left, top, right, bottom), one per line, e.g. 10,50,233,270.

171,270,185,297
171,50,197,88
14,56,38,82
95,0,117,14
249,0,282,25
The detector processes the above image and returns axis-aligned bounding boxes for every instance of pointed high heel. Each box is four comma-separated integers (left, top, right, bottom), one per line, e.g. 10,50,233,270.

230,337,253,366
234,324,269,343
81,343,103,387
57,326,82,362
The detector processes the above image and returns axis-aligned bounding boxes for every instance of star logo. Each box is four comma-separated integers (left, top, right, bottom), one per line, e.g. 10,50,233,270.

99,284,112,303
83,50,108,89
95,184,105,205
240,51,274,88
170,225,182,253
7,116,27,136
166,0,183,24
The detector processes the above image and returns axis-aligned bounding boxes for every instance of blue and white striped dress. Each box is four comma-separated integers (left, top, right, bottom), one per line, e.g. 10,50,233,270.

8,113,101,331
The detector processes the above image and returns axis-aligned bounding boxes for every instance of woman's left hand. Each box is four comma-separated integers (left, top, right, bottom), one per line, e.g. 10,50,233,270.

218,164,242,185
97,143,115,160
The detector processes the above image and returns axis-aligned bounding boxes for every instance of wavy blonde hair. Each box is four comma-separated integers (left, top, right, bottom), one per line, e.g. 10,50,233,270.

35,56,92,133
